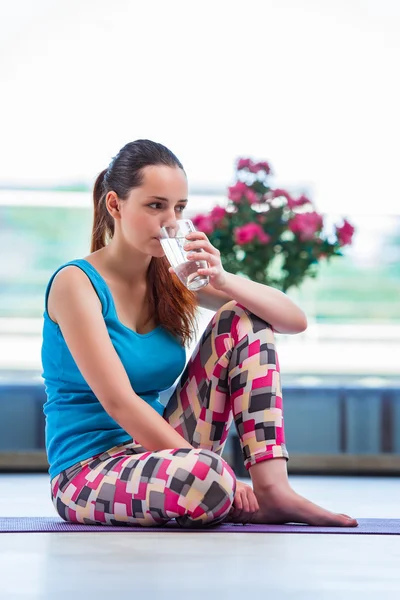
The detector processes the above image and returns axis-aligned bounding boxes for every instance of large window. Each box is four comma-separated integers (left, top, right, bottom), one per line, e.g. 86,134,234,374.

1,191,399,324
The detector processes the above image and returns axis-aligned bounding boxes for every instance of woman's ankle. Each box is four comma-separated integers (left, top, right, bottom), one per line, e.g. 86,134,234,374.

249,457,290,492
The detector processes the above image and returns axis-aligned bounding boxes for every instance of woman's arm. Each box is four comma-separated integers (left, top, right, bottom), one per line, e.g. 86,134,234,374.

197,273,307,334
184,231,307,335
197,274,307,334
48,267,193,451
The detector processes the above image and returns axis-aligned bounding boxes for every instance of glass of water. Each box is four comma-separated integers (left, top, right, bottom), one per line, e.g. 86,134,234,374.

159,219,210,291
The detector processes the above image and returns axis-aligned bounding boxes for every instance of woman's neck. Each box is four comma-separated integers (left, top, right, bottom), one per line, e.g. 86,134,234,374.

90,239,152,286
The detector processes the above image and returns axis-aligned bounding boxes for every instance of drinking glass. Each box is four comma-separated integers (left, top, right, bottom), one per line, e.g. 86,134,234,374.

159,219,210,291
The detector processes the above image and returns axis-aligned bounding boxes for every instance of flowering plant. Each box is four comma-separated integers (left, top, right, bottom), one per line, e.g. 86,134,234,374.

193,157,355,292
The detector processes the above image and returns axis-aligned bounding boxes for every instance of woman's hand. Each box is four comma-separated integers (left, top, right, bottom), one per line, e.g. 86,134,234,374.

228,480,259,524
174,230,227,290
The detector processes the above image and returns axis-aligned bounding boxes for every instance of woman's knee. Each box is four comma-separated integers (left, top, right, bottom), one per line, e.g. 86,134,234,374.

174,449,235,528
193,449,236,509
212,301,276,363
213,300,274,336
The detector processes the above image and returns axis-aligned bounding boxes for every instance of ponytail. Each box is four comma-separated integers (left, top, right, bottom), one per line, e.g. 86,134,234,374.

91,169,114,253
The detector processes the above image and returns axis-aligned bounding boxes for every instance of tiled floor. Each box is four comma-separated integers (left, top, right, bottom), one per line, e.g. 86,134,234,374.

1,474,400,600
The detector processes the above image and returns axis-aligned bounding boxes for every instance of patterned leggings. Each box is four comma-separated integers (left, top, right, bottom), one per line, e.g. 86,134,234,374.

51,301,288,528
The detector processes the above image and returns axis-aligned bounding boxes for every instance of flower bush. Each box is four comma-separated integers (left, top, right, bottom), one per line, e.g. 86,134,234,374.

193,157,355,292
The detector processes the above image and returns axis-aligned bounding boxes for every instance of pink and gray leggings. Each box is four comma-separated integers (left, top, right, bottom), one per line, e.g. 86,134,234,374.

51,301,289,528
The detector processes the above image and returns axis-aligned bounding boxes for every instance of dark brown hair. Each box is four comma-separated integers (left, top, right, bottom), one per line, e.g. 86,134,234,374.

91,139,198,345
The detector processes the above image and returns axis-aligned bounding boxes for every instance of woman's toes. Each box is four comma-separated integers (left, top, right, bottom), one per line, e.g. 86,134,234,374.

337,514,358,527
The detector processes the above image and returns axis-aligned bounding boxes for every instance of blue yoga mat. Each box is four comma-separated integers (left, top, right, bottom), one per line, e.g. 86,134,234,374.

1,517,399,534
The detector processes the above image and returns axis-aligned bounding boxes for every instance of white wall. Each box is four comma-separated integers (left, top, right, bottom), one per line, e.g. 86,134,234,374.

1,0,400,215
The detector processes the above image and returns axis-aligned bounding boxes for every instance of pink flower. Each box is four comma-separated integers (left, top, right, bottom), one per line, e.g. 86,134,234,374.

272,188,295,208
234,223,271,246
336,219,355,246
245,188,259,204
192,214,214,234
272,188,291,200
258,161,272,174
237,158,253,170
228,181,249,203
228,182,259,204
249,161,272,174
288,212,323,241
209,205,227,225
292,194,312,208
236,158,272,174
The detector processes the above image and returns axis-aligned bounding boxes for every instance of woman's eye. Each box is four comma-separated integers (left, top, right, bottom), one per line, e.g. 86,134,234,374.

148,203,185,212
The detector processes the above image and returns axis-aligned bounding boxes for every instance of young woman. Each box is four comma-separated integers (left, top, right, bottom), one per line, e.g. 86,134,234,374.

42,139,358,528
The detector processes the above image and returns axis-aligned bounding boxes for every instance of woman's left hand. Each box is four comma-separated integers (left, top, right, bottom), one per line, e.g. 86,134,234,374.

178,231,227,290
228,480,260,524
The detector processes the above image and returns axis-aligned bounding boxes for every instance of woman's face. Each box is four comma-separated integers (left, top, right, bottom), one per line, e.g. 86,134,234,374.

117,165,189,257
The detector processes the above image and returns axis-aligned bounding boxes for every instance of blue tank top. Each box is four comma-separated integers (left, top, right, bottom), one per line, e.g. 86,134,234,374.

41,259,187,479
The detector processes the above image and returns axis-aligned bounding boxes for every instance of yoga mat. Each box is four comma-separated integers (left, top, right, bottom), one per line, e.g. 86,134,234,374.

1,517,399,535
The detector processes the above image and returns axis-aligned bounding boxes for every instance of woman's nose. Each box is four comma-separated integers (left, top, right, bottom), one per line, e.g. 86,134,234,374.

162,212,178,229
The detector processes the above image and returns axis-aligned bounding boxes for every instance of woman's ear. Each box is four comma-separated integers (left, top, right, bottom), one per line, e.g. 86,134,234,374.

105,191,121,220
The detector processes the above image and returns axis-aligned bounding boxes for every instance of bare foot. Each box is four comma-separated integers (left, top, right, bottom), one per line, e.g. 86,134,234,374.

251,483,358,527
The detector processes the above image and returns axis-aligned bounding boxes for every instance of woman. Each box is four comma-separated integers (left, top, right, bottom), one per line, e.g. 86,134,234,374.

42,139,357,528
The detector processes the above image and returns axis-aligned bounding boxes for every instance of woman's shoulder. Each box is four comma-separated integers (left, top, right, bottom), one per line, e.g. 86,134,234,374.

46,260,104,323
51,261,95,288
46,259,94,292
